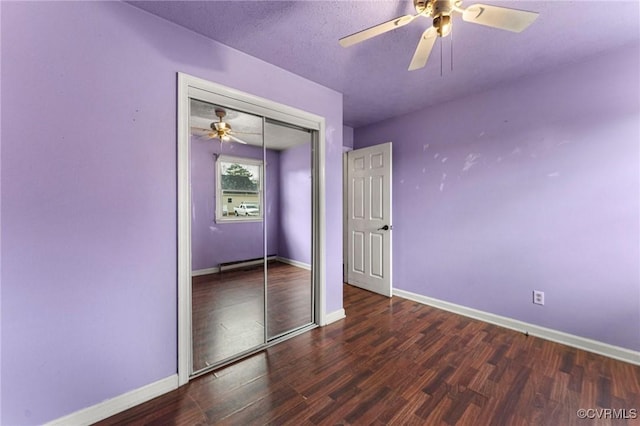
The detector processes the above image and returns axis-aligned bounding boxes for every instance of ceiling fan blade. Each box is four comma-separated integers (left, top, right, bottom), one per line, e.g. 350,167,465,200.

228,134,248,144
233,131,263,136
190,127,217,139
339,14,419,47
408,27,438,71
462,4,538,33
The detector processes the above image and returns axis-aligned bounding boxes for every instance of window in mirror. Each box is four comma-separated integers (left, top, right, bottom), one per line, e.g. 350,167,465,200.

216,155,263,222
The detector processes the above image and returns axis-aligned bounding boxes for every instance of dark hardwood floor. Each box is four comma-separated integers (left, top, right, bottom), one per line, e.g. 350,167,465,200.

192,261,312,371
266,261,312,338
99,284,640,425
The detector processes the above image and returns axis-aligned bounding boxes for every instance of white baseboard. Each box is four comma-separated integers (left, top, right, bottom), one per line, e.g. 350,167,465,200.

276,256,312,270
323,308,346,326
45,375,179,426
393,288,640,366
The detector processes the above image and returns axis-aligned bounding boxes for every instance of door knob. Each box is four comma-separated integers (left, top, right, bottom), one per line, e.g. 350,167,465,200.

377,225,392,231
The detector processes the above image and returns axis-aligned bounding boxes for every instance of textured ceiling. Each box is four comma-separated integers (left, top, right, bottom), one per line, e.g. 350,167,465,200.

129,1,640,128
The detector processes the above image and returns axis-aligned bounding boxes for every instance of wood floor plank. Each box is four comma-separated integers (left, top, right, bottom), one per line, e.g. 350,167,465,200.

97,283,640,426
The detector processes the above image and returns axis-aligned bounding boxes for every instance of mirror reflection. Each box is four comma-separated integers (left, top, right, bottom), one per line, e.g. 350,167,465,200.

266,121,313,339
189,99,313,373
190,101,265,370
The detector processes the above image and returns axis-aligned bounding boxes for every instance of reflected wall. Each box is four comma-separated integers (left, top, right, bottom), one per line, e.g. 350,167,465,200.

190,137,280,271
268,133,313,338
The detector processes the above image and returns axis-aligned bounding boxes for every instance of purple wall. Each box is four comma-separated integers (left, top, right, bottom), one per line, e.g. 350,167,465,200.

190,139,280,270
278,142,312,265
354,44,640,352
343,125,354,150
0,1,343,424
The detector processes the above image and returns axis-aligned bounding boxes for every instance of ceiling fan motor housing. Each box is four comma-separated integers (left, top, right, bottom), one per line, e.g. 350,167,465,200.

416,0,455,17
413,0,432,15
427,0,455,36
212,108,232,134
212,121,231,132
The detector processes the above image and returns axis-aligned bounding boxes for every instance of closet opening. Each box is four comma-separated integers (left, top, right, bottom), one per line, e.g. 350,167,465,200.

177,74,326,381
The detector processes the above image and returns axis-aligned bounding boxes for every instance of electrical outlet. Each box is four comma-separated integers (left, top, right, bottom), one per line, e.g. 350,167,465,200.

533,290,545,306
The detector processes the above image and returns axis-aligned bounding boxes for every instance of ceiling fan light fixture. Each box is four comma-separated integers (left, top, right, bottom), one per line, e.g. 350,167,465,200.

212,121,229,131
434,15,452,37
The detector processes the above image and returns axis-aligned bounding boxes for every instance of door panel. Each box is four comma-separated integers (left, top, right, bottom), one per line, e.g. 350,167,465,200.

352,231,365,274
370,233,384,278
353,177,365,219
371,175,384,220
347,142,392,297
371,152,384,169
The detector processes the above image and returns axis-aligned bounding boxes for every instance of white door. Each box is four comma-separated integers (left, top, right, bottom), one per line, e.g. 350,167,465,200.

347,142,392,297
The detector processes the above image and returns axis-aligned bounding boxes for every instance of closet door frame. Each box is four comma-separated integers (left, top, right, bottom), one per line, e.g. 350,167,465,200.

177,73,326,385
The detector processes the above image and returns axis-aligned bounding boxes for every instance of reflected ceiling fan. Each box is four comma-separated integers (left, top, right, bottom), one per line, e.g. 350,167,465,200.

191,108,260,145
339,0,539,71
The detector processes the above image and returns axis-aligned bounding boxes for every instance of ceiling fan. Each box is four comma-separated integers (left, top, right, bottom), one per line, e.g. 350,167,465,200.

191,108,260,145
339,0,539,71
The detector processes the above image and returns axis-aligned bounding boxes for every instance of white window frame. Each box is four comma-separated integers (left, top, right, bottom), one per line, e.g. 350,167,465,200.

215,155,263,222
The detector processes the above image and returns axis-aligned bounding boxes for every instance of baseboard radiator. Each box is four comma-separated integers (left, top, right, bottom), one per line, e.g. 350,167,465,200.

218,255,277,272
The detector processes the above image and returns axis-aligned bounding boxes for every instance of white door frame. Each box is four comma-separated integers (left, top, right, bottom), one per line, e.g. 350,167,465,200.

177,73,326,385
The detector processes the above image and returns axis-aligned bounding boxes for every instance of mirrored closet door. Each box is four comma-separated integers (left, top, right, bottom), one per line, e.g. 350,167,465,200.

265,119,314,339
189,99,315,375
